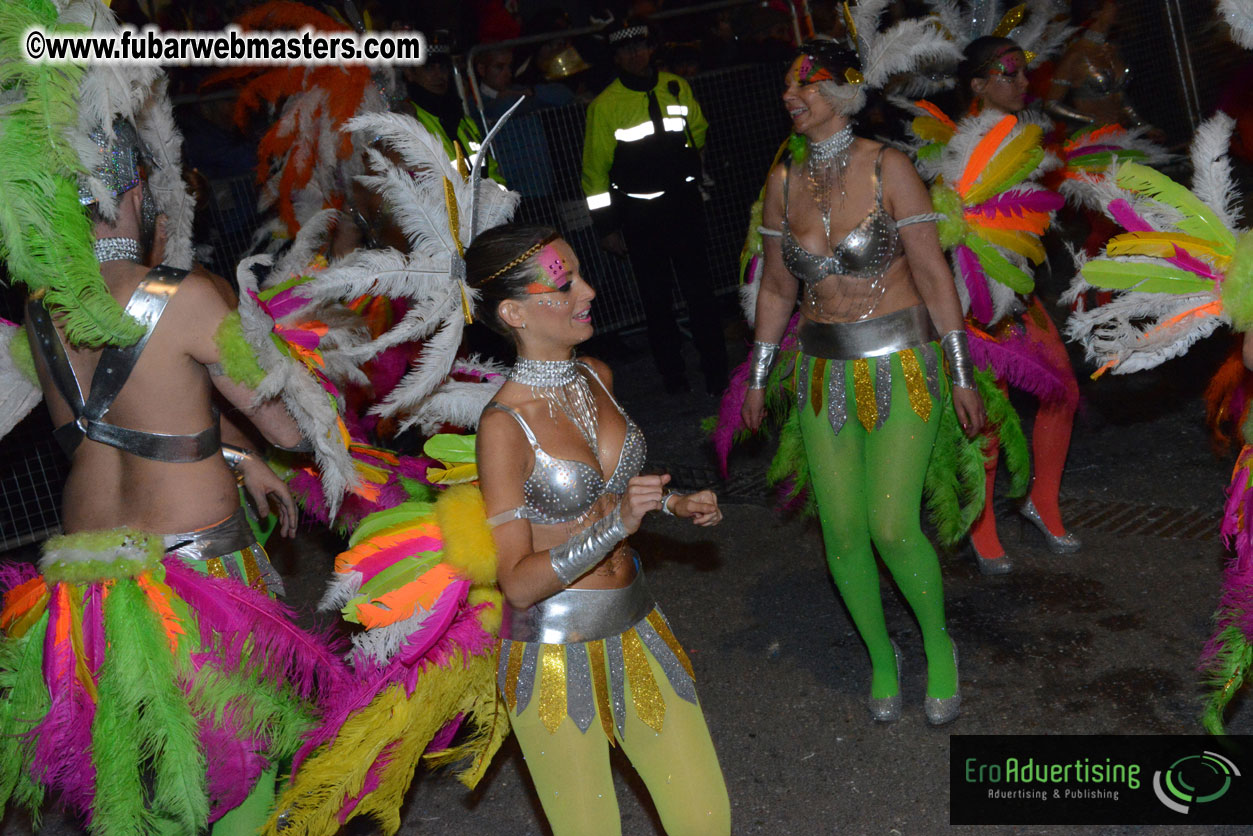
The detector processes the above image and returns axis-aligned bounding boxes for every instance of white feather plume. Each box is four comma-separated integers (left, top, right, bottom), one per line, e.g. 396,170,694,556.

1189,113,1243,231
1219,0,1253,49
136,76,194,269
1064,288,1228,374
862,18,963,90
235,255,358,517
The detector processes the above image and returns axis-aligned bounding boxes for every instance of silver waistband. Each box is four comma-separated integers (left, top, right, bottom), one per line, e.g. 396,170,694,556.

798,305,938,360
162,507,257,561
501,564,655,644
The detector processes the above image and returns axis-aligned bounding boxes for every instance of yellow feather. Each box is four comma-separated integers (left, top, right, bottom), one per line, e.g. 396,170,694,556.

1106,232,1232,267
978,227,1046,264
912,115,954,144
468,586,503,635
965,124,1043,205
435,484,497,586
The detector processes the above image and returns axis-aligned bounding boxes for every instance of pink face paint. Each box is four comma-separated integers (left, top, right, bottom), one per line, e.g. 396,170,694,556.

787,54,835,88
525,242,572,294
989,48,1026,77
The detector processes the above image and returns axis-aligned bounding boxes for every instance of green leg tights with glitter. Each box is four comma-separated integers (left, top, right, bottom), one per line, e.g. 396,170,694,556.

797,349,958,701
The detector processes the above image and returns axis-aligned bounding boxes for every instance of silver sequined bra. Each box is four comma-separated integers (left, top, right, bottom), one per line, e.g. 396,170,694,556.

781,148,901,285
486,364,646,526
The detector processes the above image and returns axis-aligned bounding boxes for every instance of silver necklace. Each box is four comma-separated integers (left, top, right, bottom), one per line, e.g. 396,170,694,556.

806,125,855,242
510,356,599,452
94,237,142,263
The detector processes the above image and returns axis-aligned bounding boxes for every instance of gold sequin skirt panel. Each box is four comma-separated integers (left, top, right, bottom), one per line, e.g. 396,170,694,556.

498,607,698,742
794,341,944,437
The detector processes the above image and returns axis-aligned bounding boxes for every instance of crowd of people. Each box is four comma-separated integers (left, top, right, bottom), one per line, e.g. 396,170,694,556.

2,1,1253,835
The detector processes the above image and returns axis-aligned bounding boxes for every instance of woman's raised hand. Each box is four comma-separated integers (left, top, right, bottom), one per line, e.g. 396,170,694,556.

619,473,671,534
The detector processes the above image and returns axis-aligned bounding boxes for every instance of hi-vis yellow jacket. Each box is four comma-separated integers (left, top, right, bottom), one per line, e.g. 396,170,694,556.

581,71,707,229
412,104,505,184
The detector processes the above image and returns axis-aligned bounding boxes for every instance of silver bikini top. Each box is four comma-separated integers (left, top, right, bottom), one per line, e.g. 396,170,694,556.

486,363,646,527
781,148,901,284
26,265,221,462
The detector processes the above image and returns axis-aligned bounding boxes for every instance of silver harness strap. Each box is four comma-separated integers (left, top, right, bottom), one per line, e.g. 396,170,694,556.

27,265,221,462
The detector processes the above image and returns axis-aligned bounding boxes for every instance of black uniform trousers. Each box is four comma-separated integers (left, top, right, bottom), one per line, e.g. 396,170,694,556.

615,184,727,391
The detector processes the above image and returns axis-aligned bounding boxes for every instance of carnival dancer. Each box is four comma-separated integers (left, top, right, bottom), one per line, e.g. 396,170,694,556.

473,223,730,835
0,1,358,832
919,35,1081,573
1061,109,1253,731
738,19,986,723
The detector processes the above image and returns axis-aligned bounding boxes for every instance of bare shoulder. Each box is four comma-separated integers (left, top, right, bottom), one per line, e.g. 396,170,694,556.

477,403,525,451
577,355,614,389
878,145,920,177
170,269,233,316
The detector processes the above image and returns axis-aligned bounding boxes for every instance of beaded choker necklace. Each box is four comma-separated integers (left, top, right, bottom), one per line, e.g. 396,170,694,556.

510,357,599,451
806,124,855,243
94,237,143,263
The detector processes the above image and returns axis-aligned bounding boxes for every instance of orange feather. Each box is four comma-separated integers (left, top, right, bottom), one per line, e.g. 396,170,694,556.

957,115,1017,198
356,563,462,629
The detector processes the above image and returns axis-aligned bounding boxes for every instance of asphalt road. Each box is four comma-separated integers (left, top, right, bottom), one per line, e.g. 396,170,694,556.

7,316,1253,836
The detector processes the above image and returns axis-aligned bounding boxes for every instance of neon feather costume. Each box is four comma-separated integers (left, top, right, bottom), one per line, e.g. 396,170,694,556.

1056,113,1253,732
250,104,527,836
0,1,360,832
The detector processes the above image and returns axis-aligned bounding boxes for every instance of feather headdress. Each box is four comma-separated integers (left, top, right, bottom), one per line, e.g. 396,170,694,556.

925,0,1071,65
1064,113,1253,377
837,0,963,95
208,1,395,241
293,106,522,433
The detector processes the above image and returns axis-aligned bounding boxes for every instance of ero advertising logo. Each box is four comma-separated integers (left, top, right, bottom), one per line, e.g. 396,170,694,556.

951,735,1253,825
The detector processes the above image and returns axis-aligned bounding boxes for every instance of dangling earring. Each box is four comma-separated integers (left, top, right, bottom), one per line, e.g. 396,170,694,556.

519,322,527,329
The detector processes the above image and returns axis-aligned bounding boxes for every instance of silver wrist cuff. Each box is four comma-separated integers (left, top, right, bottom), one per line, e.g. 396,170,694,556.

549,507,629,585
941,330,975,390
221,444,253,471
661,491,681,517
747,341,780,390
271,438,313,454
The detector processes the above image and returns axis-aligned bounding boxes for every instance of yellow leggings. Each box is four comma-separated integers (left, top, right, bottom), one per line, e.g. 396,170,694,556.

508,639,730,836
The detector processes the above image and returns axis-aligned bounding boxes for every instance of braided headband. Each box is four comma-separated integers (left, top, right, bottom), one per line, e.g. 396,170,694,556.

480,233,562,286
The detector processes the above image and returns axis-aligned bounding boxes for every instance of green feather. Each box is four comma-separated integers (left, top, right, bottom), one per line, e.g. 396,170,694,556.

1079,259,1215,295
93,579,207,834
0,609,51,820
7,328,37,385
213,312,267,388
349,500,436,546
965,234,1036,293
1221,230,1253,332
976,368,1029,498
1200,620,1253,735
0,1,143,348
930,184,966,249
1116,161,1237,255
923,387,989,547
186,665,316,765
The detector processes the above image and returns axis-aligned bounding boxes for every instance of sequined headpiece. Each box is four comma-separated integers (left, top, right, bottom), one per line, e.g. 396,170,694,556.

78,119,150,206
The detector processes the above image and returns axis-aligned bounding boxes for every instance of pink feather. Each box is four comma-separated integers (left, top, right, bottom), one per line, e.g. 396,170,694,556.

956,245,994,324
29,585,97,819
1107,198,1154,233
969,187,1063,218
1167,246,1223,282
968,325,1076,405
350,537,443,583
0,561,39,593
160,558,351,704
199,714,269,823
712,356,750,477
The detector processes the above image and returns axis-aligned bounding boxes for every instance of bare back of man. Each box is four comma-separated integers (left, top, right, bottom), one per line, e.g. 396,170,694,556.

29,258,302,535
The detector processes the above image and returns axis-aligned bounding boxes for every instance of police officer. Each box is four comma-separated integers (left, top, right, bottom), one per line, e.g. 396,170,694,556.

581,21,727,395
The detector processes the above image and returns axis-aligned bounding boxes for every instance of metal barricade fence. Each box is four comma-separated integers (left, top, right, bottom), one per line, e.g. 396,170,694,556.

501,61,791,332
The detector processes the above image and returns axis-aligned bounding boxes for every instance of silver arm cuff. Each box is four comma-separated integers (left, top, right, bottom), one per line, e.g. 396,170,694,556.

941,330,976,390
271,438,313,454
221,443,254,471
549,507,629,585
747,341,780,390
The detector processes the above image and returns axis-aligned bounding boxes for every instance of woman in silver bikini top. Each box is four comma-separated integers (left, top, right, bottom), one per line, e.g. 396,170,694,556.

485,361,647,527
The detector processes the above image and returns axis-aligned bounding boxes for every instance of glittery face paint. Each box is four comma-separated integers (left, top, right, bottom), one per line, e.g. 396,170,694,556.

987,48,1026,78
787,54,834,88
526,242,573,294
